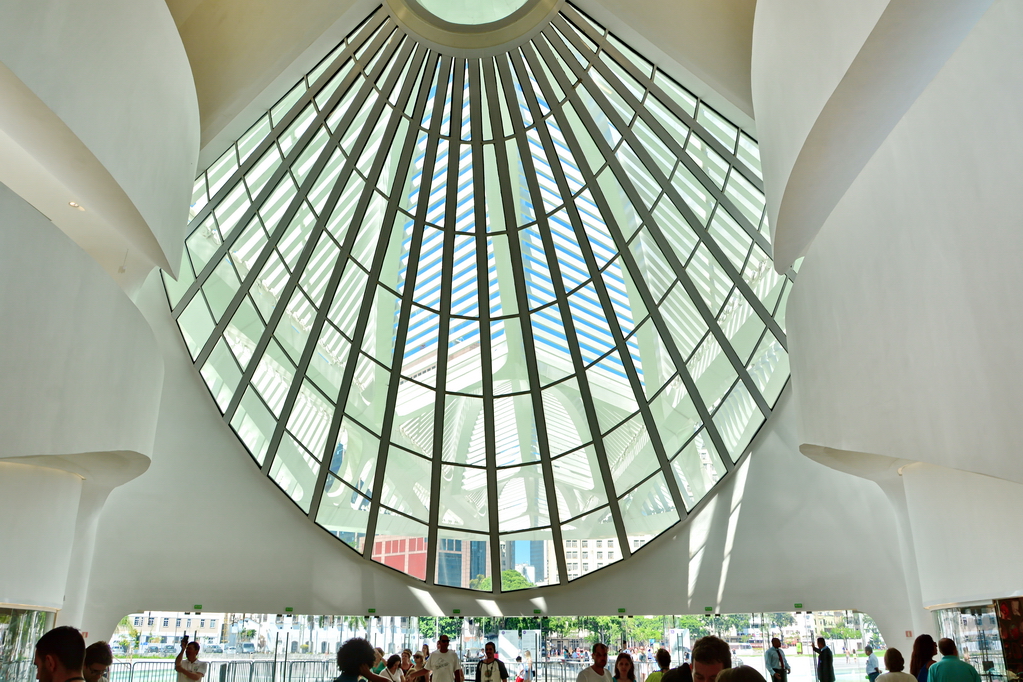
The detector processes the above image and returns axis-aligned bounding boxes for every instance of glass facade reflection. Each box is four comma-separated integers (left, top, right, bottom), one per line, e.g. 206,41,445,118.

0,607,54,682
166,3,793,590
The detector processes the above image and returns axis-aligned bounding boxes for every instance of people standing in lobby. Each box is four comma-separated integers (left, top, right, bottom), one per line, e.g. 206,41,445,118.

813,638,835,682
926,640,980,682
334,638,392,682
910,636,938,682
765,639,790,682
866,646,881,682
877,648,917,682
34,626,86,682
576,643,613,682
407,636,463,682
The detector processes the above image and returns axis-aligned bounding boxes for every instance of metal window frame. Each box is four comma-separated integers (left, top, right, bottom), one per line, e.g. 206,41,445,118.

167,2,794,591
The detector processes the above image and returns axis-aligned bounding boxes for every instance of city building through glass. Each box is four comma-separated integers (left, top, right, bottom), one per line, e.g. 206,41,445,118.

165,3,793,592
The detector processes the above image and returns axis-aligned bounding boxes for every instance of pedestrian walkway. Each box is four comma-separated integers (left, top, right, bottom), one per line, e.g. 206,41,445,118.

737,655,875,682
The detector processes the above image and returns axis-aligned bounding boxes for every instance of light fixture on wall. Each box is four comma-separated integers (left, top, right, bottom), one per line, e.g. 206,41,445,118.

69,201,84,211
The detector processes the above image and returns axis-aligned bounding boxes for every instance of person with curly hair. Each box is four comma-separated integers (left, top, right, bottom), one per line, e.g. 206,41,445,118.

335,638,393,682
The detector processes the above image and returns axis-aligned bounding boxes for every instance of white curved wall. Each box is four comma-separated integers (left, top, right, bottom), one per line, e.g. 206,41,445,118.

751,0,993,271
81,270,918,651
0,461,82,609
786,0,1023,485
902,463,1023,608
0,0,199,278
0,182,164,461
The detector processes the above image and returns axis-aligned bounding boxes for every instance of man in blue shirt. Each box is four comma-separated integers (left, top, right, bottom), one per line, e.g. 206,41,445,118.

865,647,881,682
927,639,980,682
765,639,790,682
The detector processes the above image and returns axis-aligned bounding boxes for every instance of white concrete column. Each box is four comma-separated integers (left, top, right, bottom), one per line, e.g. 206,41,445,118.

0,461,82,610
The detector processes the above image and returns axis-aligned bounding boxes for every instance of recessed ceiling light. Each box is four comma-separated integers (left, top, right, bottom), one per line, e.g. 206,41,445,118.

69,201,84,211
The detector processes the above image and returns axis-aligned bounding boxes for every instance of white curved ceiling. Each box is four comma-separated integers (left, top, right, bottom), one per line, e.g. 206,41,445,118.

165,0,756,156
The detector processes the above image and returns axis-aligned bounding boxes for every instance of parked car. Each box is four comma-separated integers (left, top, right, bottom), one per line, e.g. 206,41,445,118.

206,644,223,653
240,643,256,654
226,646,237,654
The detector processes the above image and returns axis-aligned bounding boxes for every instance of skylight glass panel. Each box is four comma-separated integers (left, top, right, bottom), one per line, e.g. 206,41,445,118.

166,2,791,591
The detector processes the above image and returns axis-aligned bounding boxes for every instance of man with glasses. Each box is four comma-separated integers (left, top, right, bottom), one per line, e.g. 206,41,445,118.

83,642,113,682
408,636,463,682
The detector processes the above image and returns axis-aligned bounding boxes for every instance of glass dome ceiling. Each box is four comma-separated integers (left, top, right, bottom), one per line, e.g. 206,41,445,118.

414,0,531,26
165,3,793,592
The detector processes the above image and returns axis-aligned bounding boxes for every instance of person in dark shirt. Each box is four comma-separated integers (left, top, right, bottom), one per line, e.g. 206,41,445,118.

475,643,508,682
812,638,835,682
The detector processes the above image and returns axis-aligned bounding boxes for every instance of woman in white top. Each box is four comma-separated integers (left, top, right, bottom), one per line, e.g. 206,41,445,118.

381,655,404,682
876,649,918,682
520,651,534,682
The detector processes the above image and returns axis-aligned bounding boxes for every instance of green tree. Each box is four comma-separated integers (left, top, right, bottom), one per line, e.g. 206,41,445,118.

546,617,578,638
824,626,862,641
117,616,140,656
469,570,535,592
674,615,710,640
628,617,666,647
766,613,796,632
419,617,463,642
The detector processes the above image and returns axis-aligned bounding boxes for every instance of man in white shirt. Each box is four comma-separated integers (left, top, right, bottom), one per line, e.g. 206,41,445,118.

408,635,462,682
576,643,613,682
175,638,207,682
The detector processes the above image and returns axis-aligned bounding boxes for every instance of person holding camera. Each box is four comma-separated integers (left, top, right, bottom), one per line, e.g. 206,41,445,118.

175,635,207,682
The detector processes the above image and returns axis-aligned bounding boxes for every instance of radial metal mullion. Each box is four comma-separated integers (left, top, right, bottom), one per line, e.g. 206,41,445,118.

175,27,404,328
507,48,689,522
541,26,785,401
307,45,431,547
544,22,789,357
186,11,390,231
194,30,405,375
521,41,737,488
364,53,449,577
549,18,771,267
426,57,466,585
557,6,763,193
361,50,440,556
174,19,397,314
474,57,503,595
550,15,770,257
259,46,426,487
483,54,568,586
218,36,418,424
492,54,632,560
533,32,739,471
